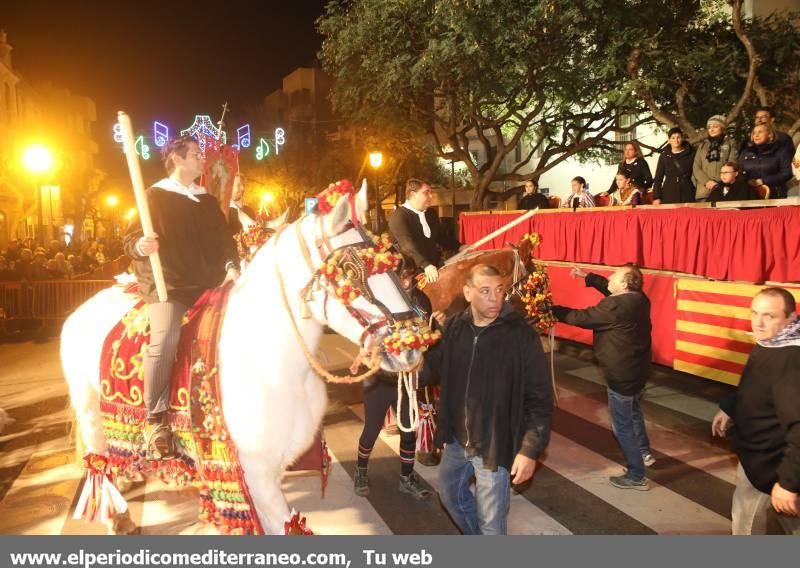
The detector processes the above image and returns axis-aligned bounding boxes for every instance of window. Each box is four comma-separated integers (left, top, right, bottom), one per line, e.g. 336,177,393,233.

617,114,637,161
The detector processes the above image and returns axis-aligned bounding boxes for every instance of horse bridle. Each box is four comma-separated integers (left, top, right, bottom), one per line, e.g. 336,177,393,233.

282,213,417,347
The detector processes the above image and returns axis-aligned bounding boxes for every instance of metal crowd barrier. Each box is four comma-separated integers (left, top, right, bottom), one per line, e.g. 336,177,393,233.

0,279,112,321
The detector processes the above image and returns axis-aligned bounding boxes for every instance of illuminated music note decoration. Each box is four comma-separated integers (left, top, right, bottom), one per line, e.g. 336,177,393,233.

255,138,270,161
237,124,251,149
135,136,150,160
112,123,124,144
274,128,285,155
153,121,170,147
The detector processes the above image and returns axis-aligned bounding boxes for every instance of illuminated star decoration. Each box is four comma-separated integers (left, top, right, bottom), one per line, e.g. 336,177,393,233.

180,115,227,152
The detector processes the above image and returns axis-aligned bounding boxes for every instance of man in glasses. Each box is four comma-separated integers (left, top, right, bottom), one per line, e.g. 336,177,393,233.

123,135,240,460
707,162,760,202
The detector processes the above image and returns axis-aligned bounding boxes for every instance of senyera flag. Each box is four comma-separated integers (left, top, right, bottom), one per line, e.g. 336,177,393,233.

673,279,800,385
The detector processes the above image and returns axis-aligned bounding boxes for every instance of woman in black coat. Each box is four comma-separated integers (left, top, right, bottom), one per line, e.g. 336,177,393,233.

605,141,653,195
653,127,696,205
738,124,793,199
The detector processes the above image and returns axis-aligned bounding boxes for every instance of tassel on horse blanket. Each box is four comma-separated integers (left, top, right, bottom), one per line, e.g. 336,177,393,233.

73,453,128,524
284,510,313,535
415,387,436,454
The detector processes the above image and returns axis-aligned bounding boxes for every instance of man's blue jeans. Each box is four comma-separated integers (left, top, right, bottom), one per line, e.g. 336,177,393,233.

438,440,511,535
607,388,650,481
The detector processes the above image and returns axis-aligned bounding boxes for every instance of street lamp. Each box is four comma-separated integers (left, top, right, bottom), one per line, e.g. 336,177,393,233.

106,194,120,237
22,144,54,245
368,151,383,233
260,191,275,218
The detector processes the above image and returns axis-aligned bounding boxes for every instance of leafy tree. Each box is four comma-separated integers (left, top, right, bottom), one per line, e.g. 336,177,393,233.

622,0,800,143
320,0,800,209
319,0,645,209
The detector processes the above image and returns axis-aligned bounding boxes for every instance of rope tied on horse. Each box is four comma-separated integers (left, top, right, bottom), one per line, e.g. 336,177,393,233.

275,262,383,384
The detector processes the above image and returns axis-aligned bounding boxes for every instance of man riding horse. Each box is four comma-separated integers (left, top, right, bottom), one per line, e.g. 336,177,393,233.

122,135,240,460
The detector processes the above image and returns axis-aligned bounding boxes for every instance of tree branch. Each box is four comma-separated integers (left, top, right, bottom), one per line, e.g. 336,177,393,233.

727,0,760,125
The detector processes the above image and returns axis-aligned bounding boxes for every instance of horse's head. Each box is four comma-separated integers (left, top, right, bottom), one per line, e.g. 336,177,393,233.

291,180,433,374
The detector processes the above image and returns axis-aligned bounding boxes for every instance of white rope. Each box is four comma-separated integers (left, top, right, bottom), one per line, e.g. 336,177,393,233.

396,370,419,433
549,326,559,406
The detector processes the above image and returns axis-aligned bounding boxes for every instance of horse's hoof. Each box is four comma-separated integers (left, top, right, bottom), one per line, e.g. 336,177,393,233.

107,510,137,535
114,476,133,493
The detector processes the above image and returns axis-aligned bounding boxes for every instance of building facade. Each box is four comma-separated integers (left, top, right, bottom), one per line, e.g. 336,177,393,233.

0,31,99,249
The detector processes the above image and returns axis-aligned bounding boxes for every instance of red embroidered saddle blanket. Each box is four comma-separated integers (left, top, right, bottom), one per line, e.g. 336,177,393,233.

98,284,328,534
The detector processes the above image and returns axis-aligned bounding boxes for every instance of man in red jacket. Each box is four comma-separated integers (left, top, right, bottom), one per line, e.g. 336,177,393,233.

712,287,800,535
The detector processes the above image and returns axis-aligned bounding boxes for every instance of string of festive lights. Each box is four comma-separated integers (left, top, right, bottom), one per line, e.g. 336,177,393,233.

110,117,285,161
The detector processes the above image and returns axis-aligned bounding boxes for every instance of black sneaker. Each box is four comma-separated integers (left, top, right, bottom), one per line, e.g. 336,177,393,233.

399,472,432,500
354,468,370,497
609,474,649,491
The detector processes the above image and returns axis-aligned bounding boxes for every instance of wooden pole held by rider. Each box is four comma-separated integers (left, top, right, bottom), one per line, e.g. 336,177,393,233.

444,207,538,266
118,111,168,302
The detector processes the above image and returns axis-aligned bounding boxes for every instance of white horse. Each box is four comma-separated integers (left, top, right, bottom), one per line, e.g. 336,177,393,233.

61,182,423,534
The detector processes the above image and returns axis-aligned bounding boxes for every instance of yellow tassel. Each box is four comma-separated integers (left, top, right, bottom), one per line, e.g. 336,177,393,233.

300,301,311,319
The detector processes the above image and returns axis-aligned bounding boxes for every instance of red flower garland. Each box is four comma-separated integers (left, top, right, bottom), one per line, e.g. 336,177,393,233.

316,180,356,214
520,233,557,333
317,232,403,306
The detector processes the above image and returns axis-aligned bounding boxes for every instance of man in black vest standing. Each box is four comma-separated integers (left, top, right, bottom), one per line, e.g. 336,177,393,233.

712,287,800,535
388,178,468,283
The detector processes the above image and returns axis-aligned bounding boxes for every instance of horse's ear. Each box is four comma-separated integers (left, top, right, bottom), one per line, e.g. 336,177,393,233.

325,186,353,235
355,179,369,225
267,208,290,231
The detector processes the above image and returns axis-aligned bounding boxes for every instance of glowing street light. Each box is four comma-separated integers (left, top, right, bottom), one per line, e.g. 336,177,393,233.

106,194,121,237
368,151,383,169
260,191,275,217
22,144,55,244
368,152,384,233
22,145,54,174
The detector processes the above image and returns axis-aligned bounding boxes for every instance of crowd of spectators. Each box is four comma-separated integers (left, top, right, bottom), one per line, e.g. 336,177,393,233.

518,107,800,210
0,236,123,282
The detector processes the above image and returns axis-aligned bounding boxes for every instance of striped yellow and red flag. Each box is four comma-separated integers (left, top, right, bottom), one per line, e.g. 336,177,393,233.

674,279,800,385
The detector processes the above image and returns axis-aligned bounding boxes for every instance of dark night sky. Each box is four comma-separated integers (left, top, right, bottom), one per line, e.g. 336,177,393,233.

3,0,327,179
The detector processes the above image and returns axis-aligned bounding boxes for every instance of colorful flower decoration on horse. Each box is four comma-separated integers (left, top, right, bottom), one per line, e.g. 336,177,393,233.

521,233,557,333
235,223,274,262
316,232,403,306
383,316,441,356
316,179,356,215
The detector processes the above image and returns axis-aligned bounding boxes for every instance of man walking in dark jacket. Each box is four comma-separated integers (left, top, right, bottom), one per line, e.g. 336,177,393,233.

553,264,654,490
423,264,553,534
712,287,800,535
